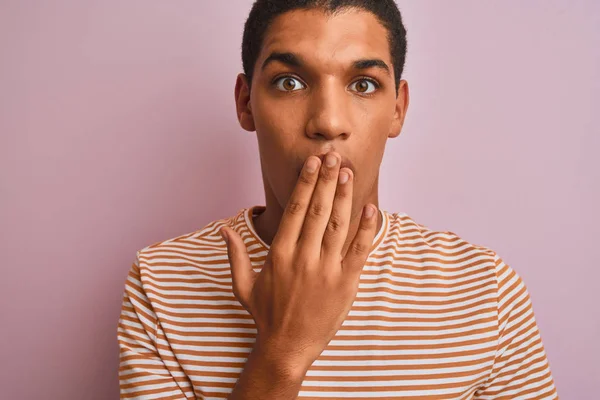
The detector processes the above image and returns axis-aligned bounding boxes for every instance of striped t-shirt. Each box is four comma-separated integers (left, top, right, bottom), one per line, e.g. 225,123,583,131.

118,205,558,399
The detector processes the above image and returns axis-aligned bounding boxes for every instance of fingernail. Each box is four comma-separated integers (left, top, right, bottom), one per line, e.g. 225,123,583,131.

306,157,319,173
338,171,349,184
326,153,338,167
220,228,229,244
364,205,375,219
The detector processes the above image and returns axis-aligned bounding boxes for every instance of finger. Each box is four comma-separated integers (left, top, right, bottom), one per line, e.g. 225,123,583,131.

321,167,353,258
298,152,341,252
272,156,321,249
220,227,257,311
341,204,378,279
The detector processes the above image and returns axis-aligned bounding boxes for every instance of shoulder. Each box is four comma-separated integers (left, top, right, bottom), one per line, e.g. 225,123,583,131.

134,208,247,275
384,211,531,312
387,211,528,291
383,210,510,277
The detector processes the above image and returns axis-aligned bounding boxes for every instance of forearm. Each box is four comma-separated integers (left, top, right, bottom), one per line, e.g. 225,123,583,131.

228,342,308,400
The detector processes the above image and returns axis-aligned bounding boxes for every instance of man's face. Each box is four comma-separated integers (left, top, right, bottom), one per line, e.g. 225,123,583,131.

236,8,408,216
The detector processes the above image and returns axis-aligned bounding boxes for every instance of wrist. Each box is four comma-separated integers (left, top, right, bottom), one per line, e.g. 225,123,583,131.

250,337,310,384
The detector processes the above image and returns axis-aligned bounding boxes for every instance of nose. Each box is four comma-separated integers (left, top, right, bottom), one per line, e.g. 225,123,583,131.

305,79,352,141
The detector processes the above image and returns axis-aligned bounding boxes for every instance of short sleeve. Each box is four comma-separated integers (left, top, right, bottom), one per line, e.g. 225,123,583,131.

474,254,558,399
117,252,195,399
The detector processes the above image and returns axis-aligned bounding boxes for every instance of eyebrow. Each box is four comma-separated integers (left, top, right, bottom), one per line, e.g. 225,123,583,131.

261,51,391,76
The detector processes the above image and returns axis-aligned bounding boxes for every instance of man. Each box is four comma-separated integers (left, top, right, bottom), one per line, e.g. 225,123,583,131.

118,1,558,399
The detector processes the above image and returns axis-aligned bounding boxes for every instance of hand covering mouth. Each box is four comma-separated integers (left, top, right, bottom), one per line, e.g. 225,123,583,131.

295,154,356,177
316,153,355,173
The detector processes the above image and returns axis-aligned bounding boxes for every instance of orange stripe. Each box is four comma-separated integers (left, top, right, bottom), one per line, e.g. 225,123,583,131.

117,207,557,399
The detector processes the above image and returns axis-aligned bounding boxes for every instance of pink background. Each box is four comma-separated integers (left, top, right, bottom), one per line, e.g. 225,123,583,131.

1,1,598,398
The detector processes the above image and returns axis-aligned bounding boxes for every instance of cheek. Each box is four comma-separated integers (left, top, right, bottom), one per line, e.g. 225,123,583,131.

365,102,394,129
254,99,308,163
255,92,305,130
353,111,390,182
356,103,391,140
253,103,303,183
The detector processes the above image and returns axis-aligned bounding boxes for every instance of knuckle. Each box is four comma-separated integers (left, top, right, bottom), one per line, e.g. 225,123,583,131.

350,241,368,255
320,166,334,181
286,201,304,216
295,254,315,271
359,219,373,231
335,186,349,199
308,202,326,218
326,212,343,234
298,173,314,186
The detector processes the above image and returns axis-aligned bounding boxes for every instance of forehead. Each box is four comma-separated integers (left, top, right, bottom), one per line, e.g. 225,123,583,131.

259,8,392,68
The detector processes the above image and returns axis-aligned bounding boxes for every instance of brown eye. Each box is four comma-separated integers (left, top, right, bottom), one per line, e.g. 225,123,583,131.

356,80,369,92
350,79,377,94
283,78,296,90
274,76,306,92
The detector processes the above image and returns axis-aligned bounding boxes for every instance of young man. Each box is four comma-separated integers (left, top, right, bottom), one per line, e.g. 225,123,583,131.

118,1,558,399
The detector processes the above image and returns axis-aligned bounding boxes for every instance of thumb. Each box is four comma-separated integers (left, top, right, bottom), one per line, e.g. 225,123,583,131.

220,227,257,310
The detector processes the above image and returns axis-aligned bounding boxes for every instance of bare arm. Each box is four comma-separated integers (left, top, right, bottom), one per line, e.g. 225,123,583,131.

227,341,306,400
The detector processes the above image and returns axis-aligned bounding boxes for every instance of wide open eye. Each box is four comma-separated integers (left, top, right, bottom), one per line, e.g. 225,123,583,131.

274,76,306,92
349,78,379,94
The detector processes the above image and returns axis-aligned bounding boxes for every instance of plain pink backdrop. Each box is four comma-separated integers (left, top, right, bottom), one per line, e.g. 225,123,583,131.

1,1,598,399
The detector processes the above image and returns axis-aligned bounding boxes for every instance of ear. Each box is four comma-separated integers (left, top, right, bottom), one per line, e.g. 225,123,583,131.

234,73,256,132
388,79,410,139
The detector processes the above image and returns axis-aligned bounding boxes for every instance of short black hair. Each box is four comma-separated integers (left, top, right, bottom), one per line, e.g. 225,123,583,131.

241,0,408,96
